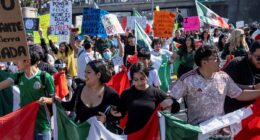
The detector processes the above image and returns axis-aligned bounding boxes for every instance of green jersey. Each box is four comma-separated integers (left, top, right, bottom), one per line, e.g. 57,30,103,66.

178,48,195,68
10,70,54,132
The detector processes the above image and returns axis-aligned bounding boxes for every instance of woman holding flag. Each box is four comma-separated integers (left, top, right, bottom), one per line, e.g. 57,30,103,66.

60,60,120,132
117,62,180,134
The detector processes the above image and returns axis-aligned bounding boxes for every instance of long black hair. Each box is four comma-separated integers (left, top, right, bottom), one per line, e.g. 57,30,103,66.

217,34,228,51
87,60,112,83
179,36,195,56
59,42,71,56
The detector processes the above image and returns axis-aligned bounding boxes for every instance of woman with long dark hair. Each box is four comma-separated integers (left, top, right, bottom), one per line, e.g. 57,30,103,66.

200,30,214,46
61,60,120,132
173,36,196,78
217,34,228,52
117,62,180,134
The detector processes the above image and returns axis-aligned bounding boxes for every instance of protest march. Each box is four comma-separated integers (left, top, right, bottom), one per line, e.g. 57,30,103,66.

0,0,260,140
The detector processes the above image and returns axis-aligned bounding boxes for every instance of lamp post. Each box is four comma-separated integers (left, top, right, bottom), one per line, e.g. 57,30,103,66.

151,0,154,19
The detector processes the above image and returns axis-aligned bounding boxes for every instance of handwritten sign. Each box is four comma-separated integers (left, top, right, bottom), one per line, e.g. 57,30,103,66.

33,14,58,44
81,8,109,38
50,0,72,36
0,0,29,61
184,16,200,32
101,14,125,36
154,11,176,38
236,21,244,29
24,18,39,31
126,16,147,29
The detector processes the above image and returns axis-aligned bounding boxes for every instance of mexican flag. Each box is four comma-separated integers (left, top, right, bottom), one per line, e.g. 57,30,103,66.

135,21,152,51
252,29,260,40
53,99,260,140
195,0,229,29
54,102,204,140
53,102,160,140
232,98,260,140
0,101,39,139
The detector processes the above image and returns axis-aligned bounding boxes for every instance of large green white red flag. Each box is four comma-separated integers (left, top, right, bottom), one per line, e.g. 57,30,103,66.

195,0,229,29
53,99,260,140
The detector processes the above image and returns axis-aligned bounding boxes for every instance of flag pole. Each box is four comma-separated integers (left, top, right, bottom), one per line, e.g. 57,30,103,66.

151,0,154,18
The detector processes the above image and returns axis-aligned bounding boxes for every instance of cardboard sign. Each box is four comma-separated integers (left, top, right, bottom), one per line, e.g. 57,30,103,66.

0,0,29,61
126,16,147,29
33,14,58,44
81,8,109,38
50,0,72,36
24,18,39,31
236,21,244,28
184,16,200,32
154,11,176,38
101,14,125,36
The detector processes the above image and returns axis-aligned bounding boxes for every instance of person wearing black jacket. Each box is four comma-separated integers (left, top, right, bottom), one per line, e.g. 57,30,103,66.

117,62,180,134
224,40,260,113
37,28,58,75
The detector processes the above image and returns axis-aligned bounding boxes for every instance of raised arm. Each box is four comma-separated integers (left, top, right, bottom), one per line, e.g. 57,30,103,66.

117,34,124,57
39,28,49,63
70,30,79,54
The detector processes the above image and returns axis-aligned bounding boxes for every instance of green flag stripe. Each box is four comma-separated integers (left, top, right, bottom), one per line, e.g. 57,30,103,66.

160,112,202,140
55,102,91,140
135,22,152,51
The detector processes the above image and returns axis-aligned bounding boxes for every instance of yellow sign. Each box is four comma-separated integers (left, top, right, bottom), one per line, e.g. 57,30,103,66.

33,14,58,44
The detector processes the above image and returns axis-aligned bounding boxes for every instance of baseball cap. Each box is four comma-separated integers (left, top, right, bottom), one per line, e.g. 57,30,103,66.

74,35,84,42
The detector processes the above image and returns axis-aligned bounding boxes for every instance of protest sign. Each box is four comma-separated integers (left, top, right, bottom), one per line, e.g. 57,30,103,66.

33,14,58,44
236,21,244,29
126,16,147,29
154,11,176,38
101,14,125,36
24,18,39,31
50,0,72,36
0,0,29,61
184,16,200,32
81,8,109,38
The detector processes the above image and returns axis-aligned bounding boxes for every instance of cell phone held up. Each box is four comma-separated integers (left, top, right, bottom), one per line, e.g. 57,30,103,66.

71,28,79,32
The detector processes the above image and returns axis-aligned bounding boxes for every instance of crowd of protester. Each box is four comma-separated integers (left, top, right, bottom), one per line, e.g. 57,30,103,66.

0,21,260,139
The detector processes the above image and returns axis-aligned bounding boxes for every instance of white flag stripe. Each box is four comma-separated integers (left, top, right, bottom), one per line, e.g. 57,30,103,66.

86,117,127,140
158,113,166,140
199,107,253,134
251,29,260,40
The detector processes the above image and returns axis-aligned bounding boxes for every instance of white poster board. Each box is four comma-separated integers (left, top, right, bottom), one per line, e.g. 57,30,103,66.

101,14,125,36
50,0,72,43
126,16,147,29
